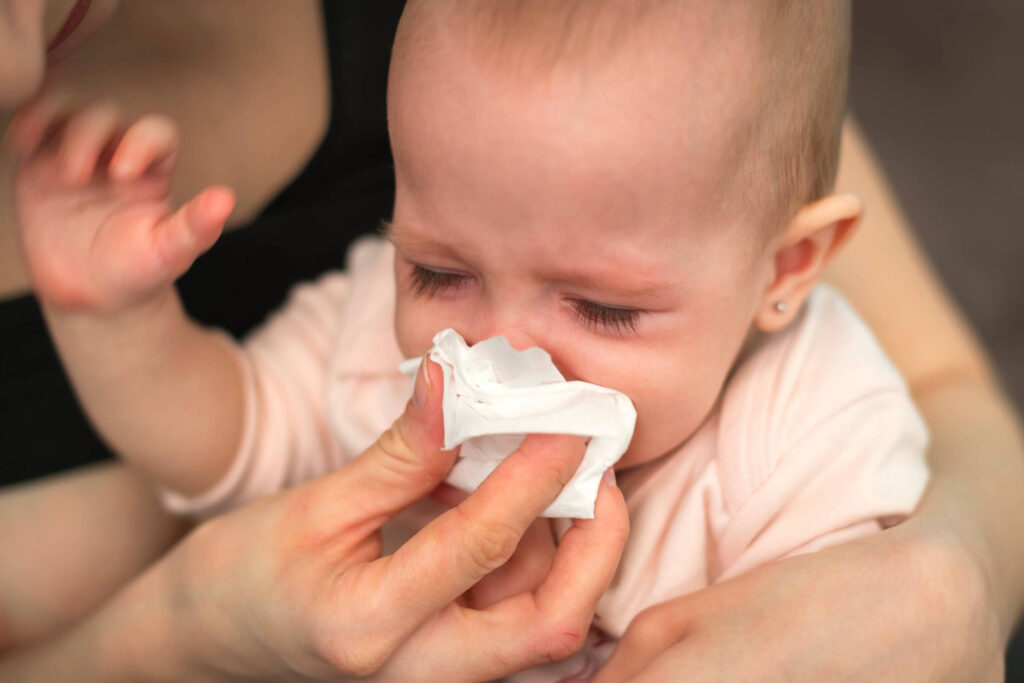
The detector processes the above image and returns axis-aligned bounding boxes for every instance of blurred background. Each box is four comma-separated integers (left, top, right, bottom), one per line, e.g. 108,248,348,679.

850,2,1023,408
849,1,1023,674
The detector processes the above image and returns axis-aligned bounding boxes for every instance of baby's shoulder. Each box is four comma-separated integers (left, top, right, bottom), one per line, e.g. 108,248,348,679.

725,284,910,428
246,236,393,348
713,285,921,502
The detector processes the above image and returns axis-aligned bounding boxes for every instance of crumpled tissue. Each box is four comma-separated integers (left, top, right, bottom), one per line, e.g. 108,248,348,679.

399,329,636,518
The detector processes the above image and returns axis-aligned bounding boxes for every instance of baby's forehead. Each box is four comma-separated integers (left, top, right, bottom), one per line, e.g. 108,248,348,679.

395,0,849,235
438,1,766,99
395,1,772,182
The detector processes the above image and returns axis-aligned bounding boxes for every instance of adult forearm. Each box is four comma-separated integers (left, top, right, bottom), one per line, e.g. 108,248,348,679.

0,464,188,649
913,379,1024,637
0,585,169,683
830,118,1024,639
43,289,244,496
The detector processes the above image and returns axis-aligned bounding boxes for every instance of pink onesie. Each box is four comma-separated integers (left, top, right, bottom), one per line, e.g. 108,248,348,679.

162,237,929,680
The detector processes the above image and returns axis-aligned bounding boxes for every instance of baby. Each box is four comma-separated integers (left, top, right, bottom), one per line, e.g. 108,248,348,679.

11,0,928,678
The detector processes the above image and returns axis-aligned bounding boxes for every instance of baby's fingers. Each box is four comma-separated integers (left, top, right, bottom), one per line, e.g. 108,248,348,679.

152,187,235,278
57,103,124,185
109,115,178,181
3,90,71,159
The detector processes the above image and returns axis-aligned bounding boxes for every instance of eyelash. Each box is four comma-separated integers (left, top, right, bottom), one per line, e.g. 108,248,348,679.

571,300,642,335
409,264,470,296
408,264,643,334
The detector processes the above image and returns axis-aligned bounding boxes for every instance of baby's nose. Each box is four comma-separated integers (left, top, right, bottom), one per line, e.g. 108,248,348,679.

465,326,535,353
464,314,541,354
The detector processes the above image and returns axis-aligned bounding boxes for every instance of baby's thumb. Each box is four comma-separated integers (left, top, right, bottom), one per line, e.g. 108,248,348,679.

154,186,234,278
339,357,452,521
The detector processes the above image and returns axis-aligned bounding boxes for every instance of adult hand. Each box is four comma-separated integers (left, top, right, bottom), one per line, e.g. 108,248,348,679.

98,358,628,682
593,518,1003,682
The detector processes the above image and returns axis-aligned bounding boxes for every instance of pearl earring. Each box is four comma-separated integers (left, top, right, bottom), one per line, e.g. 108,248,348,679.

774,301,787,313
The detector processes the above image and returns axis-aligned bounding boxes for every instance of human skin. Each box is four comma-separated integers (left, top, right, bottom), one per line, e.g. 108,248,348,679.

0,463,188,648
0,0,330,298
0,0,119,108
1,2,1022,681
387,4,861,470
0,359,631,681
591,122,1022,682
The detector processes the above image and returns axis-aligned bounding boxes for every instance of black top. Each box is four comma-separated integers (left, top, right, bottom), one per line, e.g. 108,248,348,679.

0,1,406,486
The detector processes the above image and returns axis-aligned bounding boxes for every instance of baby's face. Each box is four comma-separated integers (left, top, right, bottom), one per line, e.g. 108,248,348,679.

388,25,776,469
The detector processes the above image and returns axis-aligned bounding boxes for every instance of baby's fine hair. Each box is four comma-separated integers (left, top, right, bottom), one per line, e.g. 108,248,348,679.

396,0,851,233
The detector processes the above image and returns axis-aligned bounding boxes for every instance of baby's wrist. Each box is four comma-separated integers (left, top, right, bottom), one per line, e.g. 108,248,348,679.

40,281,180,320
40,285,189,361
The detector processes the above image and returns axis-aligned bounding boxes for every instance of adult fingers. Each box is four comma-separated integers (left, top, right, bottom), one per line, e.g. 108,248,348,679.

386,477,630,682
384,429,587,622
535,472,629,623
482,476,629,673
315,356,451,527
464,517,557,609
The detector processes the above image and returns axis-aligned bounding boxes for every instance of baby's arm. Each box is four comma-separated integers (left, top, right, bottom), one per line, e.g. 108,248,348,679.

8,101,242,496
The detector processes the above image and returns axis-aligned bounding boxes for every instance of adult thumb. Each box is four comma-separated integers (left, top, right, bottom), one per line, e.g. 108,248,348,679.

331,356,452,523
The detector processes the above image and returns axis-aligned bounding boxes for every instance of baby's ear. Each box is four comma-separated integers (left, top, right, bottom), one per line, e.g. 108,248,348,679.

754,193,862,332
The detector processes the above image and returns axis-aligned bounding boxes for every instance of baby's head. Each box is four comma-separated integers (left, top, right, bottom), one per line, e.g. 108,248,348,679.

386,0,859,468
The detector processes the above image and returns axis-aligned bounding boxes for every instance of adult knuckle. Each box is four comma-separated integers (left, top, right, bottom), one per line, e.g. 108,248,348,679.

305,576,396,676
313,627,396,678
456,506,519,574
622,601,688,654
536,621,588,663
375,422,420,472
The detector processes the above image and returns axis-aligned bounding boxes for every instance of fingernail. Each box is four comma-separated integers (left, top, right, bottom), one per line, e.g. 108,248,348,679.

602,467,617,486
412,355,431,410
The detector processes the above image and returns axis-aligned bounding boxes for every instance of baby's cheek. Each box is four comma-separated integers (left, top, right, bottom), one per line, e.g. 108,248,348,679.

393,296,437,359
619,360,724,468
394,293,480,359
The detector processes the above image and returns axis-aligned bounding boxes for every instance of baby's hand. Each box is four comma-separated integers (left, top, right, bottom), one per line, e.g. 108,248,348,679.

7,99,234,312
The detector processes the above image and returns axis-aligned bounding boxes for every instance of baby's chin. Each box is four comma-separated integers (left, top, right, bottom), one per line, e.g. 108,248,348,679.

613,441,682,472
614,420,710,471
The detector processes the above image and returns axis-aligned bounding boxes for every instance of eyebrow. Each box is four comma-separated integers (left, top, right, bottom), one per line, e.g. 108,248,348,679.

381,219,676,301
380,219,462,258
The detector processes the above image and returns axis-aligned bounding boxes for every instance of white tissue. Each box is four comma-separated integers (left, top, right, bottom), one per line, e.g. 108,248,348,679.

399,329,636,518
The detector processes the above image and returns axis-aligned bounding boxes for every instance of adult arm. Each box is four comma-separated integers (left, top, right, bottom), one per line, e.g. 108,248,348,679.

828,120,1024,633
0,464,187,650
0,358,629,682
594,120,1023,681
